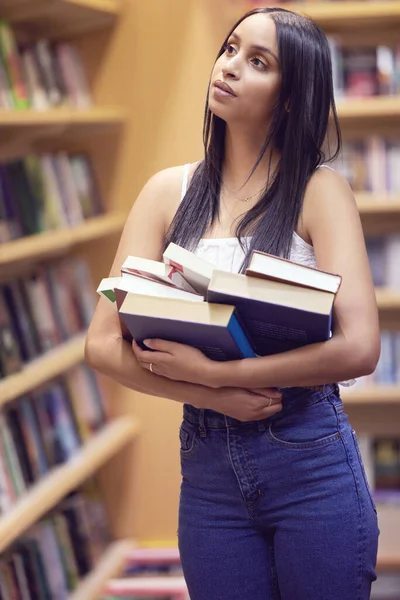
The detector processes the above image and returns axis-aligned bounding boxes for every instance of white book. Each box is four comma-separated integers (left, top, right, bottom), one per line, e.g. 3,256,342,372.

122,255,196,293
163,242,216,294
97,274,203,304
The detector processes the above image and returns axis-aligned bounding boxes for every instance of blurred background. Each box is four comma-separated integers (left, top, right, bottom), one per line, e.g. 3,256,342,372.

0,0,399,598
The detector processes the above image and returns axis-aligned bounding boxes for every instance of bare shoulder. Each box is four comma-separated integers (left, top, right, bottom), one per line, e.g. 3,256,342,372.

160,160,202,229
300,166,359,244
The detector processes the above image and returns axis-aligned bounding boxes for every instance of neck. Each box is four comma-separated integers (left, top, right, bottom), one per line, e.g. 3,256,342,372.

221,123,279,192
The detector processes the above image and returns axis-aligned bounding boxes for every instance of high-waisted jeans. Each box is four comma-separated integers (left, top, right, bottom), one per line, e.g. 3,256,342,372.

178,384,379,600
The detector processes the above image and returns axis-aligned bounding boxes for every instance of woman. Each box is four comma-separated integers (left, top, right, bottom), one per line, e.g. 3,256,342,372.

86,7,380,599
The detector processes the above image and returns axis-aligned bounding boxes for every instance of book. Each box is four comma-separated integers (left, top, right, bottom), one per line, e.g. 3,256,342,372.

163,242,215,294
246,250,342,293
207,270,335,356
119,294,256,360
97,273,202,305
121,255,196,293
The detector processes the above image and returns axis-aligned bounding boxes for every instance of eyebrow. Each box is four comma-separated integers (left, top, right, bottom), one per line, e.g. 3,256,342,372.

230,31,279,64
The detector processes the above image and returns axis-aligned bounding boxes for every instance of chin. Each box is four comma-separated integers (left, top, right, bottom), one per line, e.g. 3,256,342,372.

208,99,229,121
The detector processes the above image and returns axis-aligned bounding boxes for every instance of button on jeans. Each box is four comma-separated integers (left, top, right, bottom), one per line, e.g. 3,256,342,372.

178,384,379,600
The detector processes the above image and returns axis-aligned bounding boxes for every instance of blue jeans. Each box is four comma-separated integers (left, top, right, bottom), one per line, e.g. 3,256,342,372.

178,384,379,600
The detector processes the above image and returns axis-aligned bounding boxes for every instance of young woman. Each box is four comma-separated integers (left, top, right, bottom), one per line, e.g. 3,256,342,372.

86,7,381,599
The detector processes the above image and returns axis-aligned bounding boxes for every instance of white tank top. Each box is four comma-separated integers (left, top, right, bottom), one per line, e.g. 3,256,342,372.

180,163,355,387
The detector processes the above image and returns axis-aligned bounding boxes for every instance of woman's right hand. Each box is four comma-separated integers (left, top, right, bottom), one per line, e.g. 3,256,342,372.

207,386,283,422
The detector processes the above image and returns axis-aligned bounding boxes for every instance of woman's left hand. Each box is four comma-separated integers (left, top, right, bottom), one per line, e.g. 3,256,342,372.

132,339,218,386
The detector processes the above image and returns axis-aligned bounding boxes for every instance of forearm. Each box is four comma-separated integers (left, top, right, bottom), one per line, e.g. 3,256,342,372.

211,334,376,389
85,334,208,408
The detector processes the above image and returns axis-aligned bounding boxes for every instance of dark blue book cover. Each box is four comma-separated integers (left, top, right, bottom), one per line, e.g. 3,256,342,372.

119,294,256,361
207,271,334,356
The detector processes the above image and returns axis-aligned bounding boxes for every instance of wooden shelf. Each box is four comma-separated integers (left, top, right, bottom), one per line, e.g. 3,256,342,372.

240,2,400,32
0,333,86,408
0,107,127,134
0,415,139,553
0,212,126,268
376,555,400,571
336,96,400,124
0,0,122,39
69,538,137,600
356,194,400,215
375,288,400,310
343,385,400,405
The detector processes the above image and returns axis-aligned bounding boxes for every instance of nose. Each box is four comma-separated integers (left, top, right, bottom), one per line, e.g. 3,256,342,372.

221,56,240,80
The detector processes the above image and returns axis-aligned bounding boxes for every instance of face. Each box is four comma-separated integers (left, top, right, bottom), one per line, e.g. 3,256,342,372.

209,14,281,128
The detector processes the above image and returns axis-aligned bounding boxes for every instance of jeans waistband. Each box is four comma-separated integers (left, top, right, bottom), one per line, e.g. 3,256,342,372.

183,383,340,432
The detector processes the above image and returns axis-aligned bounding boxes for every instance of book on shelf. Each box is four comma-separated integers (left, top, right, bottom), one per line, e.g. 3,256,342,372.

98,242,340,359
0,152,104,244
331,136,400,194
329,38,400,99
0,257,96,379
345,329,400,389
366,235,400,289
357,433,400,504
0,482,111,598
0,20,92,110
0,365,106,513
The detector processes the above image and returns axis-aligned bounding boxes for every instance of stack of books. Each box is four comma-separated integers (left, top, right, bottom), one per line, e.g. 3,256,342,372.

97,242,342,360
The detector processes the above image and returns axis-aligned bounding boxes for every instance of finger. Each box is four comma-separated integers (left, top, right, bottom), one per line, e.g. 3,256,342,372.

252,388,282,399
135,350,165,366
142,339,183,353
262,402,283,417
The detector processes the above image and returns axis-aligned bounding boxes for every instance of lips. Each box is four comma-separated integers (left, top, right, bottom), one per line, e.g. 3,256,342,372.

214,80,237,97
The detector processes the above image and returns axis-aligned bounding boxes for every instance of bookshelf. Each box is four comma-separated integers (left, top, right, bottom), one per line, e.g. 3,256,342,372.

0,0,122,39
235,1,400,31
336,97,400,124
0,0,141,593
0,415,139,552
69,538,137,600
0,212,126,267
343,386,400,406
0,332,86,408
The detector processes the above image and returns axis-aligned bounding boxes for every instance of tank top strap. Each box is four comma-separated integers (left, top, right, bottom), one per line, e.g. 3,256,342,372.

181,163,191,202
316,164,335,172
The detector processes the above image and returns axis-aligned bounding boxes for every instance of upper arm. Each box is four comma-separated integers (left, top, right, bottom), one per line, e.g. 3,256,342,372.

302,167,380,367
87,165,185,343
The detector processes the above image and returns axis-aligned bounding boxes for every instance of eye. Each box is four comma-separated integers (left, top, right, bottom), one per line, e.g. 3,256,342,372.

251,57,267,69
224,43,236,56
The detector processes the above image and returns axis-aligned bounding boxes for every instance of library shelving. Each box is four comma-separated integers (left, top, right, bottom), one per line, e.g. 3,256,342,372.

0,415,139,552
69,538,137,600
0,212,126,267
0,0,141,594
343,385,400,406
235,1,400,31
0,332,86,408
0,0,123,39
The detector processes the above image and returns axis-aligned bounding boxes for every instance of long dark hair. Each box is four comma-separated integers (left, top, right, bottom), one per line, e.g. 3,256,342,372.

163,7,341,269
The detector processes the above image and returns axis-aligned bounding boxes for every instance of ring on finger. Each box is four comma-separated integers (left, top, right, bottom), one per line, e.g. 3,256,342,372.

268,397,272,408
149,362,154,373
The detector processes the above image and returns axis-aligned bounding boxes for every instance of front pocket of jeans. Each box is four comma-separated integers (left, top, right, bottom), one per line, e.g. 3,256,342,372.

267,396,341,450
179,421,198,457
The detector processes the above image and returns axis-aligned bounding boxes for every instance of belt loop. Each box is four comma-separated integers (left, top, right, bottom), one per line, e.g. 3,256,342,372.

257,420,266,432
198,409,207,438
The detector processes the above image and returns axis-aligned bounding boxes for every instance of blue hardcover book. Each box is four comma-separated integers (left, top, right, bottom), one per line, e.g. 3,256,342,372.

119,293,256,361
207,270,335,356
